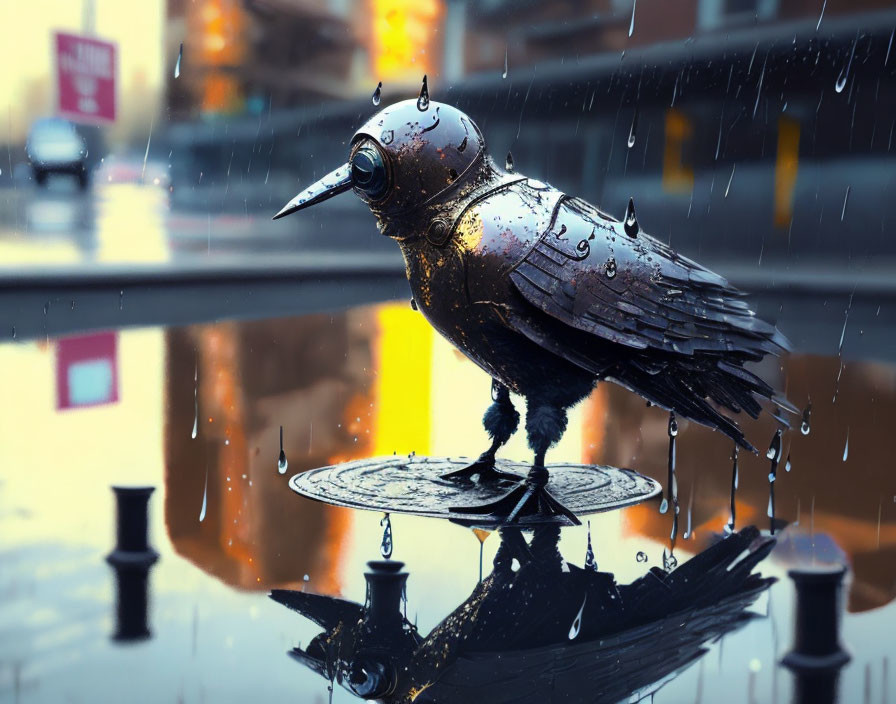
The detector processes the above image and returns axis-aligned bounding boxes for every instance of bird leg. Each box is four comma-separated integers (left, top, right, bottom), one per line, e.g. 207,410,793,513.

441,380,522,483
449,401,581,526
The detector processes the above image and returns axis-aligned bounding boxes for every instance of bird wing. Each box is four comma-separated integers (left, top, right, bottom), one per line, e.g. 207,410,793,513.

508,195,788,360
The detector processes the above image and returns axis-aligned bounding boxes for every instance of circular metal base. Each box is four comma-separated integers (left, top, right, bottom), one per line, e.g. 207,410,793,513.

288,456,661,528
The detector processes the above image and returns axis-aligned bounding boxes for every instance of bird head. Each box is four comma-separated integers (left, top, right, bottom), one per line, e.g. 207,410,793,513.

273,98,487,232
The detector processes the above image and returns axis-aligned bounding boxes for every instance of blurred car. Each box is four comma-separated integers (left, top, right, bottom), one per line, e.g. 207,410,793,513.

95,154,170,188
26,117,88,188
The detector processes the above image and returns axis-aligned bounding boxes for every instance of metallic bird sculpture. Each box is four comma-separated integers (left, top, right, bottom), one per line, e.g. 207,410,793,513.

274,93,792,526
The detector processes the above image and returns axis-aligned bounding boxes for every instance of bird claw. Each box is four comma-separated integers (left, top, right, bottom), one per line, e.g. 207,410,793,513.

449,481,581,527
441,455,522,484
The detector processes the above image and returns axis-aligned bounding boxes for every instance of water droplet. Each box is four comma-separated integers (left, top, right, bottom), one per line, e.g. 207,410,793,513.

119,290,124,310
668,412,679,437
502,47,508,79
663,549,678,571
568,595,586,640
584,521,597,571
785,453,792,472
840,185,850,221
174,42,183,78
191,361,198,439
724,163,736,198
417,75,429,111
835,36,856,93
659,497,669,514
371,81,382,106
278,425,288,474
636,551,648,563
380,129,394,145
766,429,782,461
505,151,514,172
628,0,636,37
800,402,812,435
605,257,617,279
627,111,637,148
199,464,208,522
11,326,16,339
624,198,639,237
815,0,826,31
380,513,393,558
842,428,849,462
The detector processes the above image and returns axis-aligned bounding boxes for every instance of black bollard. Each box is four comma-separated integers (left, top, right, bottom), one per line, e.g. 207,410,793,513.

364,560,407,633
781,565,850,704
106,486,159,642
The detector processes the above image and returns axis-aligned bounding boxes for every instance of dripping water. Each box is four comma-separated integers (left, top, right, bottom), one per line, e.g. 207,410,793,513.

835,34,857,93
568,595,586,640
278,426,288,474
199,462,208,522
767,430,782,534
800,401,812,435
174,42,183,78
842,428,849,462
371,81,382,106
727,444,739,533
584,520,597,571
191,360,198,439
417,75,429,111
380,513,393,558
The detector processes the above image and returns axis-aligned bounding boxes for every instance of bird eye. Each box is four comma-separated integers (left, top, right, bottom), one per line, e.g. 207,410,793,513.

351,144,388,199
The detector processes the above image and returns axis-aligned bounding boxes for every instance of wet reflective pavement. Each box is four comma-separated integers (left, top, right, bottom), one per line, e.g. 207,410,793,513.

0,177,391,270
1,296,894,702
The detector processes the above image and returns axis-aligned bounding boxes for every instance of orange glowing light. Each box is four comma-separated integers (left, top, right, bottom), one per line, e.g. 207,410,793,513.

370,0,443,81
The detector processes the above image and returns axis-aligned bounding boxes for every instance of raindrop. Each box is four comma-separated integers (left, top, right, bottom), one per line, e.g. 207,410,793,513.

199,464,208,522
191,362,198,439
174,42,183,78
278,425,288,474
11,326,16,339
668,412,679,438
502,47,508,79
683,484,694,540
752,54,767,119
766,429,782,461
800,402,812,435
568,596,586,640
627,111,637,148
623,197,639,237
584,521,597,571
727,444,739,533
842,429,849,462
380,513,393,558
815,0,826,31
371,81,382,106
636,551,648,563
835,35,857,93
628,0,636,37
605,257,618,279
505,151,514,172
724,163,736,198
840,185,850,221
663,549,678,571
659,497,669,514
119,290,123,310
886,28,894,67
417,75,429,111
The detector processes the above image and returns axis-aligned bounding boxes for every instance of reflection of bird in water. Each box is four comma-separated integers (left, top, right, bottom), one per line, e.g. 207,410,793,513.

274,95,792,525
271,525,776,703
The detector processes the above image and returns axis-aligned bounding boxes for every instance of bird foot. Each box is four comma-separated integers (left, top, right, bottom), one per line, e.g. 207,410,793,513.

441,454,522,484
449,467,581,527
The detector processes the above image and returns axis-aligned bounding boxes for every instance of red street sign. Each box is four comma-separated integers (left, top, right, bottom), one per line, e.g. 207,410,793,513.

56,332,119,410
55,32,116,124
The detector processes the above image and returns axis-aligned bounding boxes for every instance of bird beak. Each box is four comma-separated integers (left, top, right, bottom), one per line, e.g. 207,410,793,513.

272,163,352,220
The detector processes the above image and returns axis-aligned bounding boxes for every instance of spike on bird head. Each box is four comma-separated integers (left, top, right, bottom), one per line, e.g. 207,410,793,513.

273,96,487,224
